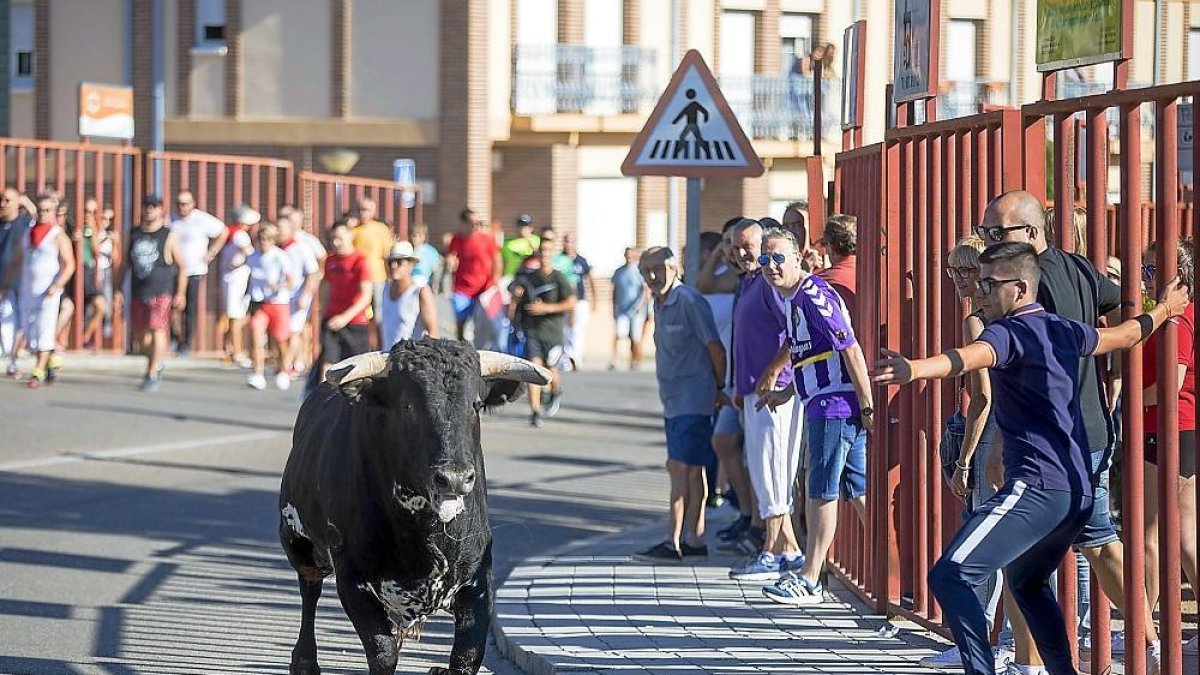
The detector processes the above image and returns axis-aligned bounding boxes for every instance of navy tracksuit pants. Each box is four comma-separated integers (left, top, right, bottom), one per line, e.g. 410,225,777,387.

929,480,1093,675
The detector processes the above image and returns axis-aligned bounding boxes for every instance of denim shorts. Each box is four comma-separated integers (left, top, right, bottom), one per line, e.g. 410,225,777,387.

1073,449,1119,549
806,415,868,501
451,292,477,322
664,415,717,467
712,403,743,436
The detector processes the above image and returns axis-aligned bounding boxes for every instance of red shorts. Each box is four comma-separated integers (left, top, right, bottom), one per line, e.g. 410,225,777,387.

250,302,291,343
132,295,173,333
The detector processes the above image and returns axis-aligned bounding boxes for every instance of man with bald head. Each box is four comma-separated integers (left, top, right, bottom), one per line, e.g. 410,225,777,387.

169,190,228,356
977,190,1159,666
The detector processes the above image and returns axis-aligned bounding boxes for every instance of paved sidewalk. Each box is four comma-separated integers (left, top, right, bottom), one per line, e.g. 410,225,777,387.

494,522,951,674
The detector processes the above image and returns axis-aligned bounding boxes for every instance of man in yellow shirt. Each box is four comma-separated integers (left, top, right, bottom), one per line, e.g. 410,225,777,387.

350,197,395,328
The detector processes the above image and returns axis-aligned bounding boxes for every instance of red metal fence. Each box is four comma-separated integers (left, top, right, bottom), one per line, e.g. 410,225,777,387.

829,79,1200,673
1,138,422,358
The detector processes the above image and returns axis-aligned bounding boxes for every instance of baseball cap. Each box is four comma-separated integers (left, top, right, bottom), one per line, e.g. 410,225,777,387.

516,213,533,226
142,194,163,207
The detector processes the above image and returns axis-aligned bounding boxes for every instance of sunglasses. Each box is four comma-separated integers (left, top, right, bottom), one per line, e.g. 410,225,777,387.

945,266,978,280
973,223,1031,243
758,253,788,266
975,277,1023,296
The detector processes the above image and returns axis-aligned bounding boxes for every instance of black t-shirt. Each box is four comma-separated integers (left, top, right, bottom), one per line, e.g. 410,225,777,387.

129,226,177,301
1036,247,1122,452
513,267,574,344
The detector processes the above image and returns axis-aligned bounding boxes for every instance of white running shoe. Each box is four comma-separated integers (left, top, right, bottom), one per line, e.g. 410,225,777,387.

247,373,267,390
918,645,963,669
275,371,292,391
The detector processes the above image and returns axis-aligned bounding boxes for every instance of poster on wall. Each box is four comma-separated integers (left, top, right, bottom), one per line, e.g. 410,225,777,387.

841,21,864,129
893,0,933,103
1036,0,1123,72
78,83,134,140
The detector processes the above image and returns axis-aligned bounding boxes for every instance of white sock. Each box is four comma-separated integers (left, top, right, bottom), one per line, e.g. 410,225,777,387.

758,551,776,563
781,551,802,561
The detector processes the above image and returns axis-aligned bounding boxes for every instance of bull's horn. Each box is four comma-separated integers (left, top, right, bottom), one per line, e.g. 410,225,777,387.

479,351,552,385
326,352,390,386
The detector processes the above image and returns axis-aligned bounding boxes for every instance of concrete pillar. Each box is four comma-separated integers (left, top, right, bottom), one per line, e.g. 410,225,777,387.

438,0,492,239
131,0,156,147
177,0,194,116
332,0,351,118
224,0,242,117
34,0,49,139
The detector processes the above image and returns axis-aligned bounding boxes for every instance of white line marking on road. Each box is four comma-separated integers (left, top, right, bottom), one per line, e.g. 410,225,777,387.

0,431,283,472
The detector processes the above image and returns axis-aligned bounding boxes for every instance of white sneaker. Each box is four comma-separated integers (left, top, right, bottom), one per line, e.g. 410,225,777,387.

247,373,266,390
919,645,963,669
275,371,291,391
992,645,1015,674
1003,662,1047,675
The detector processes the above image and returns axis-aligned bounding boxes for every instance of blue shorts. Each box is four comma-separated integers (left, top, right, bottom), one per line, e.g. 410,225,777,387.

664,415,716,467
807,415,868,501
1073,449,1119,549
451,292,477,323
713,403,743,436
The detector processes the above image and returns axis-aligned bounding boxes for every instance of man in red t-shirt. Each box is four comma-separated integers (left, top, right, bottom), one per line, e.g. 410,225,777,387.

317,222,373,381
816,214,858,322
446,208,501,340
1140,242,1198,621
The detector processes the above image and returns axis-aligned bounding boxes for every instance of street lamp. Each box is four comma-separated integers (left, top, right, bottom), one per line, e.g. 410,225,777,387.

318,149,360,213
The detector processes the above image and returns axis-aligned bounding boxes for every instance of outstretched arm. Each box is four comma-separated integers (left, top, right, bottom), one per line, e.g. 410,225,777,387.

873,341,996,386
1093,277,1188,356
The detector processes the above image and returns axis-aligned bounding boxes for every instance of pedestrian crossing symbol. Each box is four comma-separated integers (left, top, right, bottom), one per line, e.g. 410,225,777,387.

622,50,763,178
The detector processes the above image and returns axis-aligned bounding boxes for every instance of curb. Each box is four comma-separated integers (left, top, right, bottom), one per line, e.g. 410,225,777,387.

9,353,232,373
491,522,663,675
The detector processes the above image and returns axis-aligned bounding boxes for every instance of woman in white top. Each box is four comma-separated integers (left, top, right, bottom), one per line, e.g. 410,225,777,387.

380,242,438,350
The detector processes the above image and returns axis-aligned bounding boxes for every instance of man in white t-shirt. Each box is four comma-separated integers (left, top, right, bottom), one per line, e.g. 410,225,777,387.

278,215,320,377
169,190,228,355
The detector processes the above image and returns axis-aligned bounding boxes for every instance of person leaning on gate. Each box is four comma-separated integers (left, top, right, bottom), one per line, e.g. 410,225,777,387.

168,190,228,356
752,226,875,607
873,241,1188,675
634,246,726,563
975,190,1160,669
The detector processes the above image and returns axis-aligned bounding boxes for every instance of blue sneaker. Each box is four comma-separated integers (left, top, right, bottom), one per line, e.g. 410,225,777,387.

779,554,806,574
717,515,750,542
728,551,782,581
762,572,825,606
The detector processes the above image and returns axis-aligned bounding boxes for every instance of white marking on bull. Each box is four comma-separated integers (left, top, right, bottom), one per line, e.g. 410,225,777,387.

435,496,465,523
281,503,308,539
392,484,429,512
359,576,453,629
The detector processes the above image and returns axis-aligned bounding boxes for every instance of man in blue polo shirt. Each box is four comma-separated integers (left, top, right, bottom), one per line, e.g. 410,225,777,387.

873,242,1187,675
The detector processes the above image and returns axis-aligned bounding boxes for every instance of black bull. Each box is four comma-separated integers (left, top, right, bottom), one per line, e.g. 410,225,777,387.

279,340,550,675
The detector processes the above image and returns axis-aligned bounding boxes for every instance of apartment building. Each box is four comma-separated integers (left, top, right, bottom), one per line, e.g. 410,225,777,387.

4,0,1198,276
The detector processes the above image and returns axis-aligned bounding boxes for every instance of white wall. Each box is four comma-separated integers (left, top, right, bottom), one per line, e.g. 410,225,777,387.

242,0,331,118
352,0,439,120
577,178,637,278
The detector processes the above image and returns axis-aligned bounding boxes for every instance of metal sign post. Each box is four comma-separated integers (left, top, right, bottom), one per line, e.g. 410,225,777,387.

621,50,763,286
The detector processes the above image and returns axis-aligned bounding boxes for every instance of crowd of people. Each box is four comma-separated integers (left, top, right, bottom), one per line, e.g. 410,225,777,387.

632,195,1196,675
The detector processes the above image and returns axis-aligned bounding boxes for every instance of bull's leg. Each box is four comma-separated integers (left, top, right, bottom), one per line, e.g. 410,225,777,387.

336,574,400,675
431,546,493,675
290,575,323,675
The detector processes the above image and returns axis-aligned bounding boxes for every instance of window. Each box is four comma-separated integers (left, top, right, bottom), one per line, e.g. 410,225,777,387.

196,0,226,45
780,13,814,75
945,20,977,83
10,4,34,88
1190,29,1200,81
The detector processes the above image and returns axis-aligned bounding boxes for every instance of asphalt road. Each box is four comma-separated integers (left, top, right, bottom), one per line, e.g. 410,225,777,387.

0,358,669,674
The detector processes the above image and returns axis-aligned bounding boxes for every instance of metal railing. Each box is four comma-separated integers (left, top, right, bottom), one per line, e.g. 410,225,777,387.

511,44,659,116
719,74,840,141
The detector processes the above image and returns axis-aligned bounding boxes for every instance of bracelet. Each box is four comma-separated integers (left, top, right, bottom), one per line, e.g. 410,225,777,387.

954,460,970,471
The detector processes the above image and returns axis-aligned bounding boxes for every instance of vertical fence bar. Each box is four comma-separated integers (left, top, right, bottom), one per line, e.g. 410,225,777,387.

1154,96,1183,675
881,140,903,613
914,132,930,619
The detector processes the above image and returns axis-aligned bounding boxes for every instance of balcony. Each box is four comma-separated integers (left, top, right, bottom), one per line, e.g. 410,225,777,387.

937,80,1010,119
511,44,659,117
719,75,840,141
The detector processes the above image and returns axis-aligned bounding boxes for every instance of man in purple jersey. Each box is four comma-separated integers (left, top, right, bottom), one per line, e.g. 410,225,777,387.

753,226,875,606
725,219,808,582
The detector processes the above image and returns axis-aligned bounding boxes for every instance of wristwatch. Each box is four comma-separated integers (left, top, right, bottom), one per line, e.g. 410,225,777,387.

860,406,875,417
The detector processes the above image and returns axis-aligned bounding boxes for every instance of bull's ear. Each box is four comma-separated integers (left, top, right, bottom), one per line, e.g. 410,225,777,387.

482,380,526,408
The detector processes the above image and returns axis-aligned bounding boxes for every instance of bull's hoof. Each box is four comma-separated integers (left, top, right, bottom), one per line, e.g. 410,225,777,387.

427,668,464,675
290,659,320,675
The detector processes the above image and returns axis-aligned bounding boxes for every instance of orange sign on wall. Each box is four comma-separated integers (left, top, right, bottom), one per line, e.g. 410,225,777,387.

78,83,134,140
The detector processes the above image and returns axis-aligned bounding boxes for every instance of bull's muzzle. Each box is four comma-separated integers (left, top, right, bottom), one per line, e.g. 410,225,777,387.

432,466,475,523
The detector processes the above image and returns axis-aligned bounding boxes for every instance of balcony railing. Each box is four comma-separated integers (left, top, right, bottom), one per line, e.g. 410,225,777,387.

511,44,659,116
937,80,1011,119
719,75,840,141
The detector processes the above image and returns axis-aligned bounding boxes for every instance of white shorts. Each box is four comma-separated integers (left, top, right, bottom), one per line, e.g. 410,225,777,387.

289,298,311,335
614,310,646,341
743,392,805,519
0,292,19,355
20,292,61,353
223,279,250,320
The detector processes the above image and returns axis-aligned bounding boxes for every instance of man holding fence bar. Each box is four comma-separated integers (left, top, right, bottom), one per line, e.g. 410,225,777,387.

873,242,1186,675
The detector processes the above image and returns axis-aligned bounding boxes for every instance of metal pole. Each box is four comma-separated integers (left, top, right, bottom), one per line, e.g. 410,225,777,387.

684,177,701,283
813,61,823,156
667,0,682,250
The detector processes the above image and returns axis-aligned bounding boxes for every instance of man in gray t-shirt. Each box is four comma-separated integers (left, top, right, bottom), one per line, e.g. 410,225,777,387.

633,246,727,564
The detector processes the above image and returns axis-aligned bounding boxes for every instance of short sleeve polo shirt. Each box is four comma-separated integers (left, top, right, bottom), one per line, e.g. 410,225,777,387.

977,303,1099,494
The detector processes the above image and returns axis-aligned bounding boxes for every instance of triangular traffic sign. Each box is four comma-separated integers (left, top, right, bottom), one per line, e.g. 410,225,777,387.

622,50,763,178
